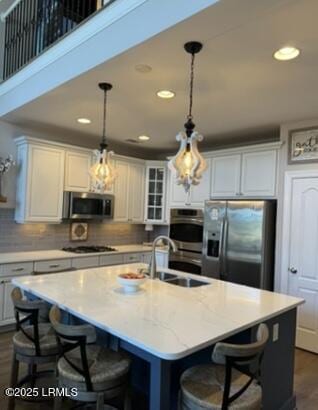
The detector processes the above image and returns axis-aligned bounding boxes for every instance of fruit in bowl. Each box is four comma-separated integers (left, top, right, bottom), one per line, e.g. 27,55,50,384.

117,272,147,293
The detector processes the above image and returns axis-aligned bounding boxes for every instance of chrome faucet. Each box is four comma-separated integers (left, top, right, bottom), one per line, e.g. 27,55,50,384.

149,235,177,279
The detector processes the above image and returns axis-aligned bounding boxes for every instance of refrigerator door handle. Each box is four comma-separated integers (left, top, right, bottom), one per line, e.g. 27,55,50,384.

220,218,228,279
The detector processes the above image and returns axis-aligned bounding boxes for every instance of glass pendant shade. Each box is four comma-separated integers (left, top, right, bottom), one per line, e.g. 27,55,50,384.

90,82,117,193
169,131,207,193
90,148,117,193
169,41,206,194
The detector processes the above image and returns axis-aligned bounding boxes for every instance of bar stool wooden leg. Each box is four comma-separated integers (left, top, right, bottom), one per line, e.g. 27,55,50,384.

8,351,19,410
96,392,104,410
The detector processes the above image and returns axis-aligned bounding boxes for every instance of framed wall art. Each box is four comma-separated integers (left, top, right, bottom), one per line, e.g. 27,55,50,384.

289,127,318,164
70,222,88,241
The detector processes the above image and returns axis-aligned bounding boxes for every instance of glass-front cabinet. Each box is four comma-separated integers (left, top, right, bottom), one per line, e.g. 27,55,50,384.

144,165,166,224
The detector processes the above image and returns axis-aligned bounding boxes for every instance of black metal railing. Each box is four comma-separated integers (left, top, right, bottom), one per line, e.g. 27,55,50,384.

3,0,113,80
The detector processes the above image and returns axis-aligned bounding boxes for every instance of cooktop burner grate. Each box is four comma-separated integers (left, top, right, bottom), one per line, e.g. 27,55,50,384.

62,246,117,254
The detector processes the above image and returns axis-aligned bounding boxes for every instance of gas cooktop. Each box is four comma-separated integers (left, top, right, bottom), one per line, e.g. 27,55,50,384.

62,246,117,254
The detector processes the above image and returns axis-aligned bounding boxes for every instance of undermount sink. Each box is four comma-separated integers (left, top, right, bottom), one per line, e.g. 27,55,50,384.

155,272,179,281
154,272,209,288
165,277,209,288
143,269,209,287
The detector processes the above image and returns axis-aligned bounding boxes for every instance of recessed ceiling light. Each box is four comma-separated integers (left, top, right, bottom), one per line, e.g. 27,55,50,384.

135,64,152,73
157,90,175,99
77,118,91,124
273,46,300,61
138,135,150,141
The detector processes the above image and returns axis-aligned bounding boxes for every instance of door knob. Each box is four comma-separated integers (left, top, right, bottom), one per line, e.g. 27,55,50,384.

288,267,298,274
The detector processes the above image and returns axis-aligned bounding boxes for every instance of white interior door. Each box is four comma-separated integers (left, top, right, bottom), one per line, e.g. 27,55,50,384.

285,174,318,353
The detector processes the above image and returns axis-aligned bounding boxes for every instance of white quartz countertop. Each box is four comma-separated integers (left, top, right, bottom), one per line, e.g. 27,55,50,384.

0,245,167,264
13,263,303,360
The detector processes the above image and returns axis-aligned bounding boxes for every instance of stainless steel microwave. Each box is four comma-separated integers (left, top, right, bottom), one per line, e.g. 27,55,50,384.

62,192,114,220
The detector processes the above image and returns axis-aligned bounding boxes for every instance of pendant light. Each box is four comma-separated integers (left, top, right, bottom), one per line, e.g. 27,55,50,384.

90,82,117,192
169,41,207,194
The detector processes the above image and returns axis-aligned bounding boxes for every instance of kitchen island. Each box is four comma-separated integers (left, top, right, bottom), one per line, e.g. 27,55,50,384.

13,263,303,410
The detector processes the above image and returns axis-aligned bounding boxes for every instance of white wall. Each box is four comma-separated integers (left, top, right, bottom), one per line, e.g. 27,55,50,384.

0,120,18,207
275,118,318,292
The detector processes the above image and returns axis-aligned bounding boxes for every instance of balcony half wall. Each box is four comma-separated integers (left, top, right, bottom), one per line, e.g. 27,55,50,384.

0,0,219,117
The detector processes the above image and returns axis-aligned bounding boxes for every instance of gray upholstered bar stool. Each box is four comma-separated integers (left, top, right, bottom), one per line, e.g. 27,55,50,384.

9,287,59,410
179,323,269,410
49,305,132,410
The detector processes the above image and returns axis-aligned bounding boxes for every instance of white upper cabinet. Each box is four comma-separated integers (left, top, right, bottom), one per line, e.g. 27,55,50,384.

210,147,279,199
128,162,145,223
169,158,211,208
188,160,211,206
114,160,129,221
64,150,92,192
211,155,241,197
144,164,167,224
241,150,277,197
114,159,145,222
15,138,65,223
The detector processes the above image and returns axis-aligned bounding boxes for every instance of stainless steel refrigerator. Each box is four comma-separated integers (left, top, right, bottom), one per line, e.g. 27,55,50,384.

202,200,276,290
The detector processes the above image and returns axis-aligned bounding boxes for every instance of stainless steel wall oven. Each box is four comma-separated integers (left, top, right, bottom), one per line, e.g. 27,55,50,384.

169,209,203,275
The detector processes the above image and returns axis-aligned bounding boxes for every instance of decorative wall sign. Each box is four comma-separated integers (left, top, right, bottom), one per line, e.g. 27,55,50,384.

70,223,88,241
289,127,318,164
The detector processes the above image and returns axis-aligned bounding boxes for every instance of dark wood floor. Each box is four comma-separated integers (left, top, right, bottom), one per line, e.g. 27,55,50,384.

1,330,318,409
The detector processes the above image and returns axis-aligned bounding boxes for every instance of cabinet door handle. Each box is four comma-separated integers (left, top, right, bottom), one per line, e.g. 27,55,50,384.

49,264,60,268
288,267,298,274
12,267,24,272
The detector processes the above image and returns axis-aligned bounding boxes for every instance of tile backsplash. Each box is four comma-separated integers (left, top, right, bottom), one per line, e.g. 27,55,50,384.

0,209,167,253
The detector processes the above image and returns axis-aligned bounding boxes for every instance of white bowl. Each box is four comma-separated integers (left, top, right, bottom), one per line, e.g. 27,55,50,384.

117,274,147,293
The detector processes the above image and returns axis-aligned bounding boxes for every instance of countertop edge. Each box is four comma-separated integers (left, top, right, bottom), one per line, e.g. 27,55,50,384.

0,245,168,264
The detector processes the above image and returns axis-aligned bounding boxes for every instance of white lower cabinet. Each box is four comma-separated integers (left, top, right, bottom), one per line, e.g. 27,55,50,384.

142,251,168,268
3,280,15,321
123,253,143,263
2,262,33,277
72,256,99,269
0,278,17,323
156,252,168,268
99,254,125,266
34,259,72,273
0,283,4,322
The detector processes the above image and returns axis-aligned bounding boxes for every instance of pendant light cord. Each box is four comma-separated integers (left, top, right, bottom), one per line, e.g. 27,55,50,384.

188,52,195,120
102,88,107,146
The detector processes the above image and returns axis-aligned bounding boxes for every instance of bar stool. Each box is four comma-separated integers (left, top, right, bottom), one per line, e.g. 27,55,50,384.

9,287,59,410
179,323,269,410
49,305,132,410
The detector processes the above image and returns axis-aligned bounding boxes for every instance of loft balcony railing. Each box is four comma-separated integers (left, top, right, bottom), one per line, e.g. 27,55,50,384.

2,0,114,81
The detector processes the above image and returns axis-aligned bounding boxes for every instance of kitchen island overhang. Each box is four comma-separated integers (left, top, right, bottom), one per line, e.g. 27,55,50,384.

12,263,304,410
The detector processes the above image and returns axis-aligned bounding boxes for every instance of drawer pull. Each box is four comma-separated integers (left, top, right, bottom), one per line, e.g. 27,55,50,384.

49,264,60,268
12,267,24,272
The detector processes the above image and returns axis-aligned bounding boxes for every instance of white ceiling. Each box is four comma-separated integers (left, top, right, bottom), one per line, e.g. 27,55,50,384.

4,0,318,156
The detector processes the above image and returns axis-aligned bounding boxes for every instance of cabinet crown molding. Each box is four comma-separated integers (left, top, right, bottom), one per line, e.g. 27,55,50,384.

204,141,282,158
14,136,146,164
